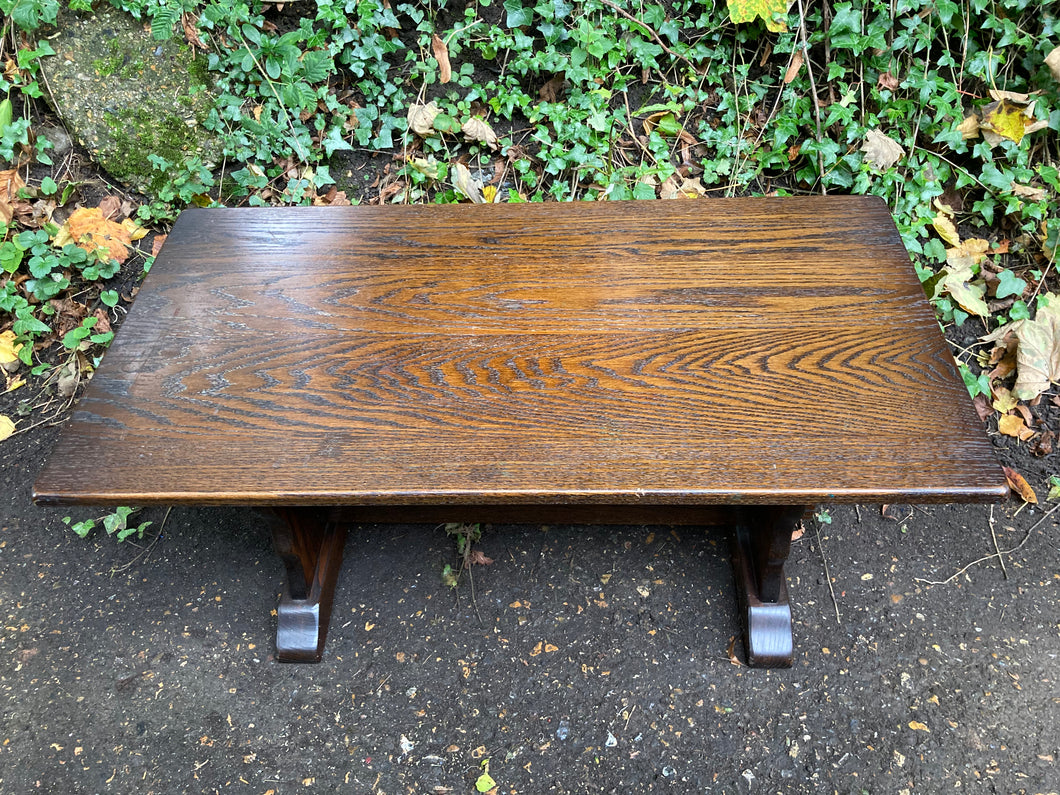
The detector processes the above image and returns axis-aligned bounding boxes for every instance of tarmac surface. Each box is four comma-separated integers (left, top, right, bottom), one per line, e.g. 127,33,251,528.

2,421,1058,794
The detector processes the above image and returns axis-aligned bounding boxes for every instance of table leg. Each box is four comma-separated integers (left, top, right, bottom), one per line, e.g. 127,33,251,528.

265,508,347,663
731,506,806,668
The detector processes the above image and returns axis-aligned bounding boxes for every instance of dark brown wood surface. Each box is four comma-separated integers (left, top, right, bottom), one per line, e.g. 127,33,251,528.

33,198,1007,506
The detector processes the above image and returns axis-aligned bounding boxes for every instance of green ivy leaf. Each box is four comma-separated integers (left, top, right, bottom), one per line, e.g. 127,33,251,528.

995,269,1027,300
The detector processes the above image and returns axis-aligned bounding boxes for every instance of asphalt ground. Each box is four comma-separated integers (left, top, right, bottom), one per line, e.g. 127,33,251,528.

1,421,1058,794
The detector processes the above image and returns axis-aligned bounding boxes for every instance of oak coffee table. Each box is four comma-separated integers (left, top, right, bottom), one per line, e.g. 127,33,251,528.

33,198,1006,667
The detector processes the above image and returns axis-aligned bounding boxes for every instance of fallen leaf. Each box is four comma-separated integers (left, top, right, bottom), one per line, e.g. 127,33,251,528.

452,163,485,203
979,99,1043,145
956,114,980,140
790,522,805,541
861,128,905,171
539,74,565,102
1003,465,1038,503
468,549,493,566
1010,182,1046,202
908,720,930,732
0,330,22,368
998,413,1035,441
0,415,14,441
407,102,441,137
971,394,993,422
462,117,499,150
991,386,1019,413
431,34,451,84
932,212,960,247
934,261,989,318
150,234,168,258
1033,427,1054,457
946,237,990,266
0,168,25,204
660,175,706,199
877,71,900,91
1012,298,1060,400
988,88,1032,104
783,49,803,84
408,156,441,180
67,207,132,263
98,195,122,220
1047,46,1060,82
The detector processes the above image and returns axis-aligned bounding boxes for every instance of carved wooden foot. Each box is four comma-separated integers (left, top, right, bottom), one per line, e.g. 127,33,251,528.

731,506,806,668
266,508,348,663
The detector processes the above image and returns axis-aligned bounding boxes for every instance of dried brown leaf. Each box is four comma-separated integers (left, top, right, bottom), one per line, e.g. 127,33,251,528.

971,394,993,422
1047,46,1060,83
452,163,484,203
0,168,25,205
957,114,980,140
407,102,440,137
98,195,122,220
539,74,565,102
861,128,905,171
1010,182,1046,202
431,34,451,84
1012,299,1060,400
1002,465,1038,503
877,71,900,91
150,234,168,258
783,49,804,84
461,117,499,150
468,549,493,566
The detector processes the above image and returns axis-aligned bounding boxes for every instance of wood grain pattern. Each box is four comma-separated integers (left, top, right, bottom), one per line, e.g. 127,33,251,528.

33,198,1007,506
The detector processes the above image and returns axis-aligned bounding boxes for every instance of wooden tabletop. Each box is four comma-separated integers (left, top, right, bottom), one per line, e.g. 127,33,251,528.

33,198,1007,507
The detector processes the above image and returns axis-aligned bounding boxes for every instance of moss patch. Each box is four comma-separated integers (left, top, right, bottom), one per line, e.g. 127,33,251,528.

39,6,222,197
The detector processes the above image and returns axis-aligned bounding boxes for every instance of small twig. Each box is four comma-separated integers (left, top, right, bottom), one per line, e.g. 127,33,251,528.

623,704,636,731
599,0,696,71
988,505,1007,579
110,507,171,575
796,0,826,195
815,519,841,625
915,502,1059,586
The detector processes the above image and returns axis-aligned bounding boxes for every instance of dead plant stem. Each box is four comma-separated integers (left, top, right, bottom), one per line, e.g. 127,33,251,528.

816,519,841,624
988,504,1007,579
915,502,1059,586
796,0,826,195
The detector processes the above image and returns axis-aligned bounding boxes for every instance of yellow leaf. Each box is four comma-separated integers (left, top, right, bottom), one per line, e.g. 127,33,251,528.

0,330,22,365
998,413,1034,441
121,218,148,241
726,0,790,32
908,720,930,732
932,213,959,247
991,386,1018,413
0,415,14,442
482,185,498,203
981,100,1029,144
